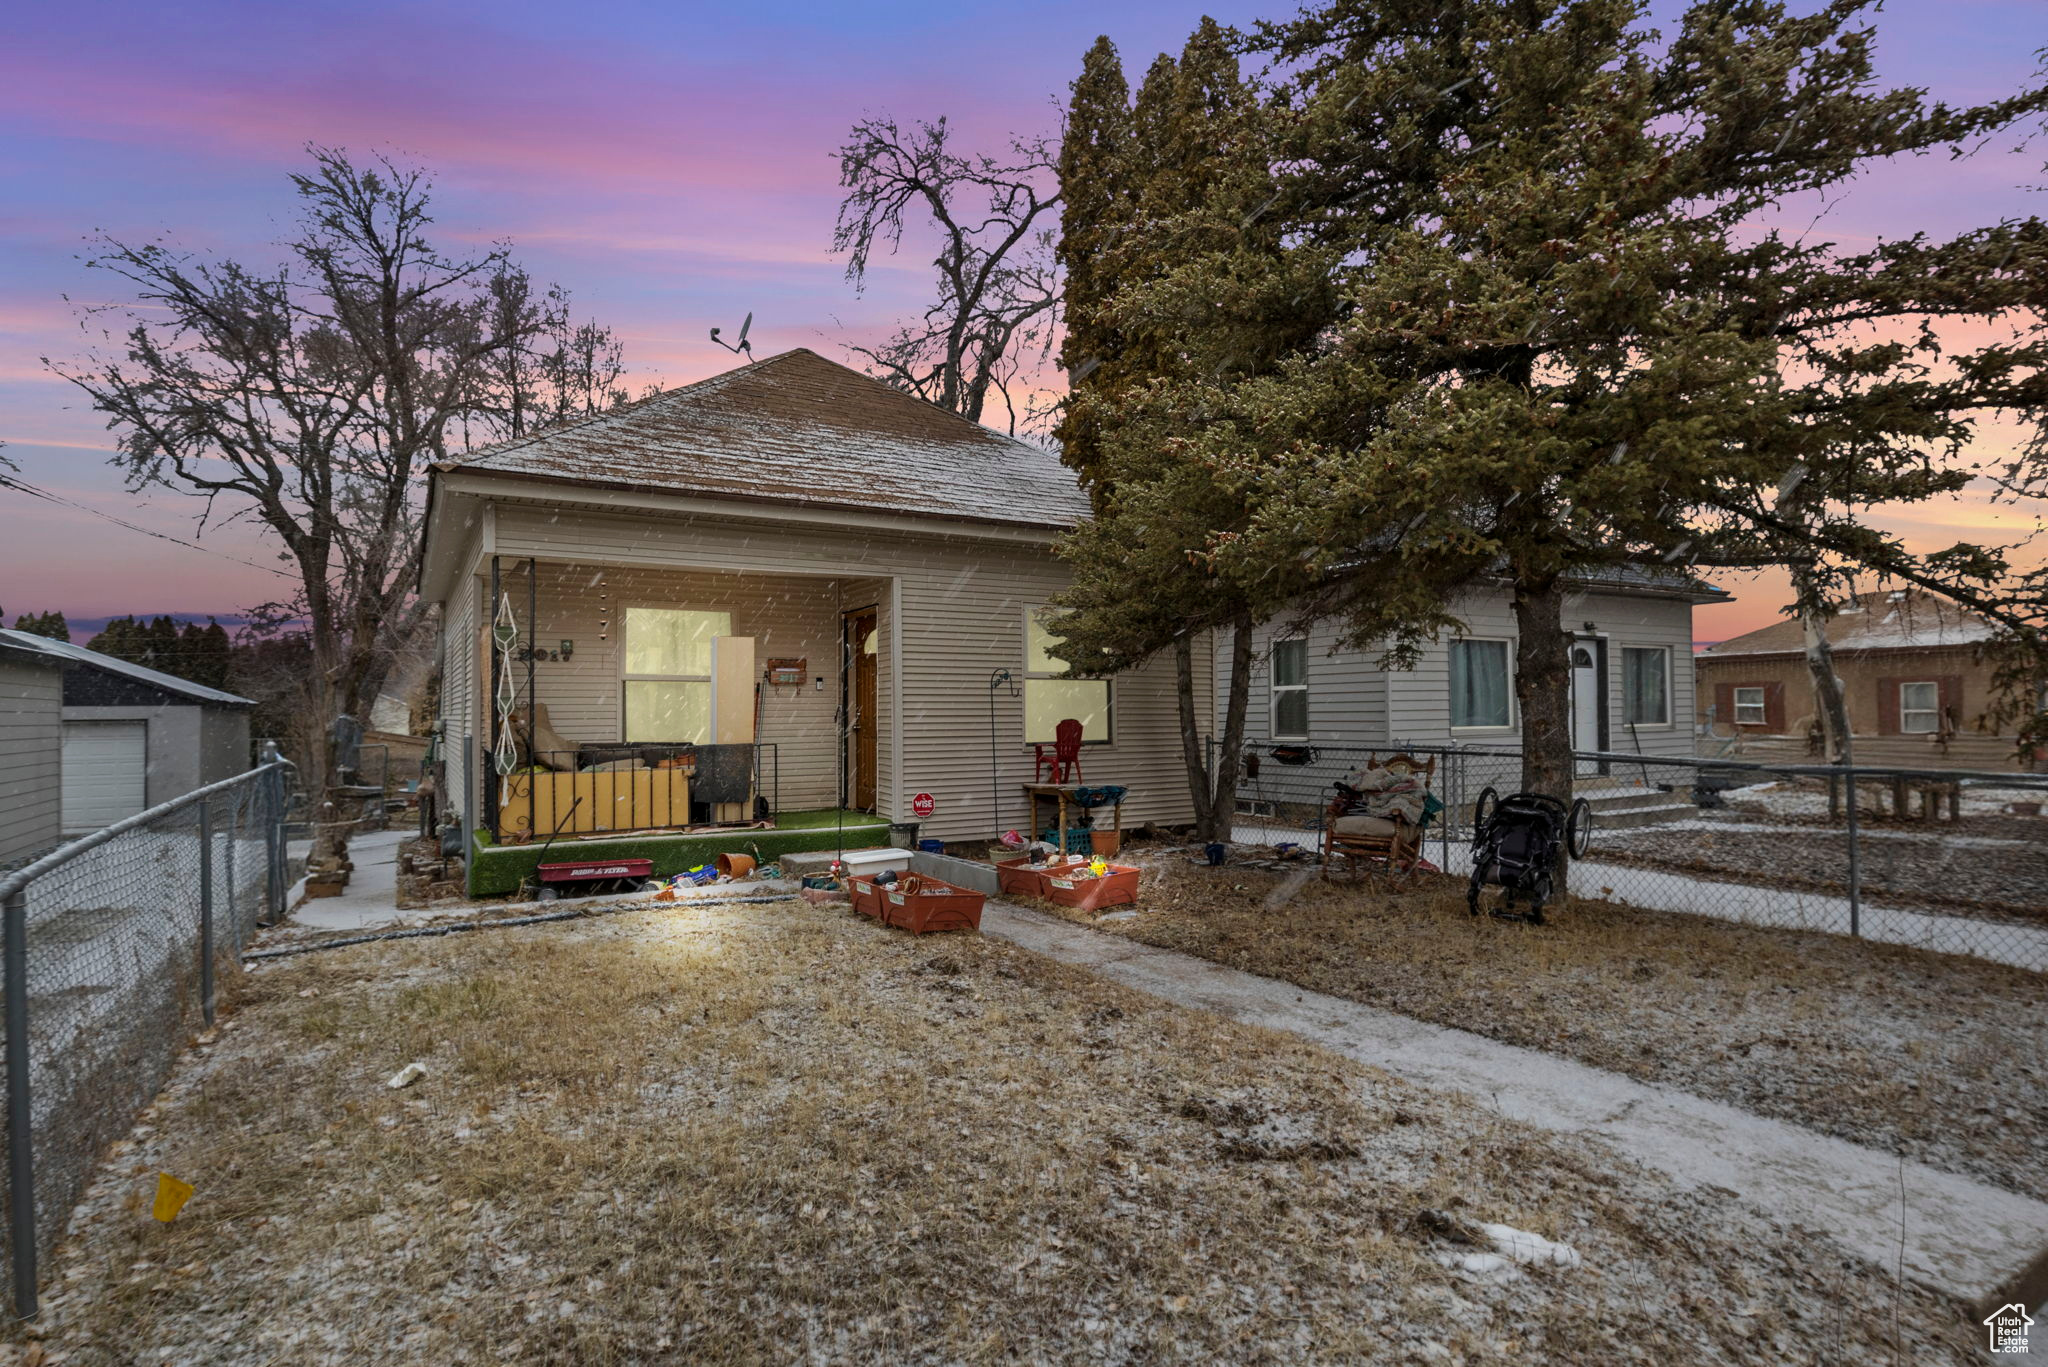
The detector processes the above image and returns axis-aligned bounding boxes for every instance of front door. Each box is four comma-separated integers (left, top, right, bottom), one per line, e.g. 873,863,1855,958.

1570,640,1602,775
847,608,878,811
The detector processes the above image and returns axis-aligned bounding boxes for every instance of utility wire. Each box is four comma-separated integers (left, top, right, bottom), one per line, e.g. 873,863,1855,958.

0,472,295,579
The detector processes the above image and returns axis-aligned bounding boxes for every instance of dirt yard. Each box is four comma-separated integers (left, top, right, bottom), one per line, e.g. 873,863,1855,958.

11,898,1988,1365
1030,846,2048,1205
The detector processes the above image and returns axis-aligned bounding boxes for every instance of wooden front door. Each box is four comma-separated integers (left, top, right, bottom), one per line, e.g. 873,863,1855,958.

848,608,878,811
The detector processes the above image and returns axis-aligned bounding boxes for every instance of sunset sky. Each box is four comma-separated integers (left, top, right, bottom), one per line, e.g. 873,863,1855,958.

2,0,2043,642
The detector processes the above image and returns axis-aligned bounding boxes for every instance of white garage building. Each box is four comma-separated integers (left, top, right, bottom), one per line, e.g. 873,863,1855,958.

0,629,255,836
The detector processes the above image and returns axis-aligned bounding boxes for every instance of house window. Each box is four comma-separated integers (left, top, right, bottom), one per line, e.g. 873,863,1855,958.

622,607,732,742
1449,639,1512,729
1621,647,1670,726
1271,637,1309,739
1732,686,1767,726
1025,609,1111,745
1899,681,1941,735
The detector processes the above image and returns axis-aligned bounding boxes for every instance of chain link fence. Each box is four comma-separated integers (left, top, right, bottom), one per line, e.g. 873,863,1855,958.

0,755,291,1317
1223,740,2048,973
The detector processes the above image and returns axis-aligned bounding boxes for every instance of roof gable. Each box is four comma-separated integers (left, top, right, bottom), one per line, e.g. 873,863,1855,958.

441,348,1093,530
1701,587,1997,658
0,629,253,707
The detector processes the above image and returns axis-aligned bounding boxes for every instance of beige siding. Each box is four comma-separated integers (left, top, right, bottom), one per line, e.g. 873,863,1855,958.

1220,587,1700,761
0,657,63,863
483,503,1204,841
442,548,481,827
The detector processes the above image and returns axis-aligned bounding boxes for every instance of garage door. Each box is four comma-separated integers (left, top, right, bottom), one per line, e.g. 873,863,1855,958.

61,721,148,833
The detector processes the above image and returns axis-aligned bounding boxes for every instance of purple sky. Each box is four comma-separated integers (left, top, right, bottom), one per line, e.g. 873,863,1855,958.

2,0,2042,641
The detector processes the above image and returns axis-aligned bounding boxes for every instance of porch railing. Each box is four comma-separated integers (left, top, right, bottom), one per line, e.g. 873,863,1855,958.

487,743,780,843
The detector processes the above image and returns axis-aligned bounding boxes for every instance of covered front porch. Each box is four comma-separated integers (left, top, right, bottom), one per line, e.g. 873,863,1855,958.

463,555,897,889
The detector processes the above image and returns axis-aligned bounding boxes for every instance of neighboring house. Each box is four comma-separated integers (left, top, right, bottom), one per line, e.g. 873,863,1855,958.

0,629,256,833
1694,587,2039,770
1219,569,1724,764
419,348,1204,893
0,636,66,864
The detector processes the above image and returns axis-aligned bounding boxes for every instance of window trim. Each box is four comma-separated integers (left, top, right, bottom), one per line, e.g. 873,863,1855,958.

1448,636,1516,732
1269,636,1310,741
1620,645,1673,728
1898,680,1942,736
1022,606,1113,747
619,604,733,743
1732,685,1767,727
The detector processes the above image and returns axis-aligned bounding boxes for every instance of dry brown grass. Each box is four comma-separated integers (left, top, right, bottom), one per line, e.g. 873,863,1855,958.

1034,849,2048,1202
13,899,1985,1365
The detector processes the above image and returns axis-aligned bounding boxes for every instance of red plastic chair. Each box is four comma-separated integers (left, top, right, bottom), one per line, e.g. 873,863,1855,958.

1033,718,1085,785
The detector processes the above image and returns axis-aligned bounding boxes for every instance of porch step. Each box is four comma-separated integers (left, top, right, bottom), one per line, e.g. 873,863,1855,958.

1586,801,1696,830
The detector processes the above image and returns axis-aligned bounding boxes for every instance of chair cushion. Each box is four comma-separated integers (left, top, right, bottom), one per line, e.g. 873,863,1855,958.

1332,814,1400,838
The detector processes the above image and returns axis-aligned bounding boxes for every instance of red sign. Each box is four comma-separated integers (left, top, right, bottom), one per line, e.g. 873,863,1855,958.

911,792,936,818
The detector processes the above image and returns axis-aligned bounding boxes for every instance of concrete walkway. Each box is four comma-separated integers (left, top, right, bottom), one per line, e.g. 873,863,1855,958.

981,898,2048,1308
286,828,411,932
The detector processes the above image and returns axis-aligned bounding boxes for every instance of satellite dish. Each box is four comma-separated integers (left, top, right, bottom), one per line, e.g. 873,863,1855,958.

710,312,756,360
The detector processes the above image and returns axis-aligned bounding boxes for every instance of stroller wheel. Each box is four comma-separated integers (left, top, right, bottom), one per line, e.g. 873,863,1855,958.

1471,786,1500,832
1566,798,1594,859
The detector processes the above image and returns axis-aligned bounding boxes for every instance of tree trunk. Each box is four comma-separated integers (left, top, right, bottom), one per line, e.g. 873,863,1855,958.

1512,575,1574,891
1173,616,1254,843
1512,576,1574,800
1791,564,1851,763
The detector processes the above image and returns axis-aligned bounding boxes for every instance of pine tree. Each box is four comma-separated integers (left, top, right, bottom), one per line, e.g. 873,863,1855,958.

1165,0,2048,803
9,611,69,641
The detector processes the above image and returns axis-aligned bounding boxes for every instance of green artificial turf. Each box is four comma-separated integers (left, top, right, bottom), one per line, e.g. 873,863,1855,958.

467,809,891,897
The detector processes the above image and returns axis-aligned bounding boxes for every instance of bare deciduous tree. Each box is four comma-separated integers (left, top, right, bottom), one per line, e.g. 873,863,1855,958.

50,146,628,862
833,115,1061,434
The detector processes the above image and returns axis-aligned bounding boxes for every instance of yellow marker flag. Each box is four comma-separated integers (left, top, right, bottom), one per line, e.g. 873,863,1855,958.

152,1172,194,1223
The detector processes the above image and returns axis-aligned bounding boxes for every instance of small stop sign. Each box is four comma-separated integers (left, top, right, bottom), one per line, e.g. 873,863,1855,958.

911,792,936,818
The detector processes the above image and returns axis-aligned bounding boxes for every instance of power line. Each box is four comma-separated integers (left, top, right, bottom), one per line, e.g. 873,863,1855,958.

0,473,296,580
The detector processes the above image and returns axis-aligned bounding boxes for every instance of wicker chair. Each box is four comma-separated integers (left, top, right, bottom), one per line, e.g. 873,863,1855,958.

1321,752,1437,878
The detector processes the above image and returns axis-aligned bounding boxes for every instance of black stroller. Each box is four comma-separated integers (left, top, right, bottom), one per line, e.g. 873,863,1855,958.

1466,789,1592,923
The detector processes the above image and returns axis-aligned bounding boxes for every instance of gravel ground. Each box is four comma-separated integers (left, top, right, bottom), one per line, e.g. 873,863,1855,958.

1030,844,2048,1205
7,898,1991,1365
1595,806,2048,924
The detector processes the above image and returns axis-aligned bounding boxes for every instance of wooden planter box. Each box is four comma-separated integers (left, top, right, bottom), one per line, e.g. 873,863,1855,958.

1040,864,1141,913
847,874,985,934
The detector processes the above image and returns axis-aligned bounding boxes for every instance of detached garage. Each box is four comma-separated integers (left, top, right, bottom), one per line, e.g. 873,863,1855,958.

0,629,255,836
0,635,65,865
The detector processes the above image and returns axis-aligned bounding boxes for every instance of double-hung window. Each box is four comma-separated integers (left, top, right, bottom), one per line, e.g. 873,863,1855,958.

1732,686,1766,726
1024,609,1111,744
1449,639,1512,729
622,607,732,742
1621,647,1670,726
1899,681,1941,735
1270,638,1309,739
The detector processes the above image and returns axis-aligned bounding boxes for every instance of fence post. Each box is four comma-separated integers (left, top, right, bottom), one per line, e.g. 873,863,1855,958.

1842,760,1863,938
259,745,283,923
198,800,216,1028
4,888,36,1320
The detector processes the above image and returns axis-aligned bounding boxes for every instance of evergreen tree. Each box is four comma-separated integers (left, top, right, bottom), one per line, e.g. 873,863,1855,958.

1099,0,2048,811
9,611,70,641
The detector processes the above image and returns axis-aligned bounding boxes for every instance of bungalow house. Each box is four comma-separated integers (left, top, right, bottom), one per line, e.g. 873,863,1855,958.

1216,568,1724,826
1695,586,2041,771
419,348,1205,896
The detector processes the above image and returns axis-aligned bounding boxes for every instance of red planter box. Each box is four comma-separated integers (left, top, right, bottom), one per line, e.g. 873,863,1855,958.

847,875,985,934
1039,864,1140,912
994,856,1089,899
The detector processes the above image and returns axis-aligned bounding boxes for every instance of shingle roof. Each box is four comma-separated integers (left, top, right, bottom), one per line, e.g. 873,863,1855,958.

440,348,1093,530
1701,587,1998,658
0,629,254,707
